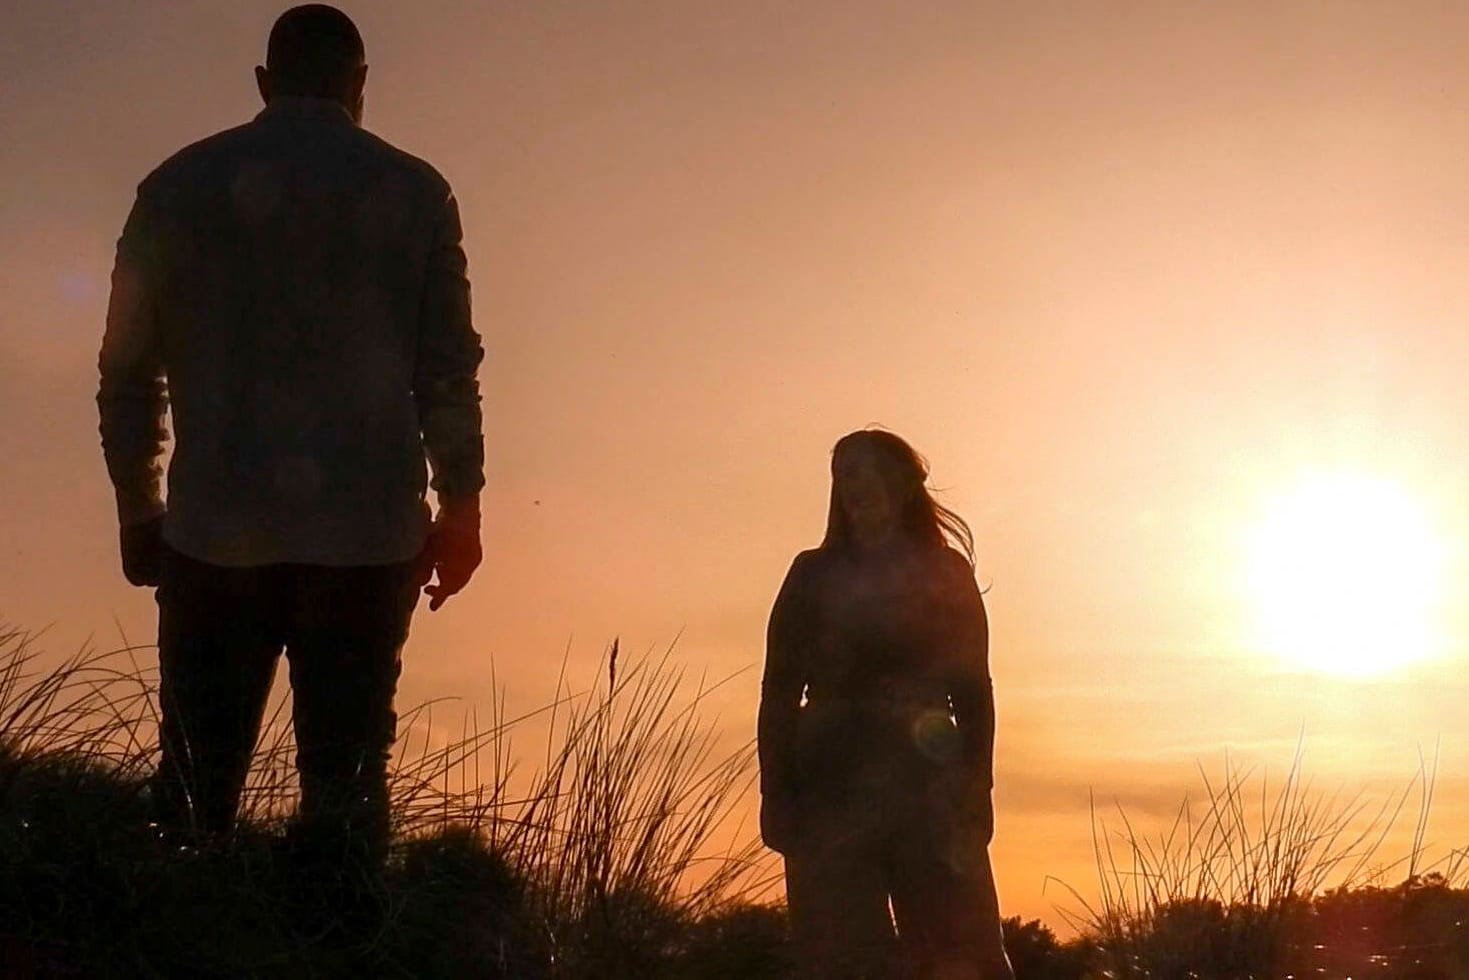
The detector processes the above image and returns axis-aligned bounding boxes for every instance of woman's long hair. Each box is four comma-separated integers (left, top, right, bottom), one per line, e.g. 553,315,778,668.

820,429,975,565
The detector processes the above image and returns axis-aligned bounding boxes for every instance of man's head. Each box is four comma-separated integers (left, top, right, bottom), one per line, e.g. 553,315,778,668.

255,5,367,123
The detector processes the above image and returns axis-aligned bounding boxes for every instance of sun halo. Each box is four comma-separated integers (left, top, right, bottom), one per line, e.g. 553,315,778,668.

1244,471,1446,678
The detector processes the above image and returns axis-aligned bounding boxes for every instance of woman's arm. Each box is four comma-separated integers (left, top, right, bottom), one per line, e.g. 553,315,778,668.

757,551,816,850
941,549,995,790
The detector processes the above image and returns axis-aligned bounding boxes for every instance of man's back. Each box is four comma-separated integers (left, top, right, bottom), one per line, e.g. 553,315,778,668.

100,97,483,567
98,3,484,906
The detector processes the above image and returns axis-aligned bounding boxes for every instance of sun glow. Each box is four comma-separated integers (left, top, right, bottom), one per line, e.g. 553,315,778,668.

1245,471,1447,678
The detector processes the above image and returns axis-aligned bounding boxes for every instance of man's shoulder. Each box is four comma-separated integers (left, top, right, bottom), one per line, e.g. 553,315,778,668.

138,116,453,202
356,127,446,186
354,128,452,197
139,122,257,196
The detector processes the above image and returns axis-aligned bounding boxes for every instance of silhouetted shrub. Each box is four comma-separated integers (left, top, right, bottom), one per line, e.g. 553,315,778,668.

667,903,794,980
1002,916,1088,980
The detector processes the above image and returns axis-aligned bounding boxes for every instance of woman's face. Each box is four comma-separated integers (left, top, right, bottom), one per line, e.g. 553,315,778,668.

833,443,900,535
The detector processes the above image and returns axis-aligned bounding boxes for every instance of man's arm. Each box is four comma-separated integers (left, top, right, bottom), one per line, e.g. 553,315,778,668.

416,186,485,609
98,188,169,585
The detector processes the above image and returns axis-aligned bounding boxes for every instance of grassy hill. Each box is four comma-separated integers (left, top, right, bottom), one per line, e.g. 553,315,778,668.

1,623,1466,978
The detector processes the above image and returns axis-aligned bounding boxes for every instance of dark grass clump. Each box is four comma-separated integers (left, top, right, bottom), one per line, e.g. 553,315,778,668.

0,625,784,979
1048,745,1469,980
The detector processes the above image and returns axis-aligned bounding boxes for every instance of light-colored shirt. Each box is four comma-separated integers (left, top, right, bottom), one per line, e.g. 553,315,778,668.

98,97,484,567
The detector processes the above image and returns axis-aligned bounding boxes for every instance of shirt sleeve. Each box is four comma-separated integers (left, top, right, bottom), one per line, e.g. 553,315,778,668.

97,188,169,527
758,551,816,801
415,187,485,501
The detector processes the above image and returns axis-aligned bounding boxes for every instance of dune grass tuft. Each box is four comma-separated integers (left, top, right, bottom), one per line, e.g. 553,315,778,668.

1051,743,1469,978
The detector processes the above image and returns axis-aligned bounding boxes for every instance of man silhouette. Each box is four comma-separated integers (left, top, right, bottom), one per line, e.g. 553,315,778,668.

97,5,484,871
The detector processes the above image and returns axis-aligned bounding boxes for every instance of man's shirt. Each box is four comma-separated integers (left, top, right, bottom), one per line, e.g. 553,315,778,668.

98,97,484,567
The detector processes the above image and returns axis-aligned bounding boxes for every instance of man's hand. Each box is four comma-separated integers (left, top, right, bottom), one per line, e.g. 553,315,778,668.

422,497,482,611
120,516,165,587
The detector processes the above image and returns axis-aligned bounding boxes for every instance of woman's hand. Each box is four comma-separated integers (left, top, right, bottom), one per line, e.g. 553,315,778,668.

968,783,995,845
939,769,995,846
760,792,803,855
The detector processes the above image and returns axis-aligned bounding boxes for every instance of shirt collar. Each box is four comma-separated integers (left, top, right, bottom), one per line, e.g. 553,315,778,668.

256,96,355,125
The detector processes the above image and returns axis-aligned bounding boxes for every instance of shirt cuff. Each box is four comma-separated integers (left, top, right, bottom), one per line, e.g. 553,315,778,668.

115,487,166,527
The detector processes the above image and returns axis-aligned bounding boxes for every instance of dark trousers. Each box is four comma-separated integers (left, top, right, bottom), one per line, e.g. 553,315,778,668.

783,784,1013,980
151,545,422,865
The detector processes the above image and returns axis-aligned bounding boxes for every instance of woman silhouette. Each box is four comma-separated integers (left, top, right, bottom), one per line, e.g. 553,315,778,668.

759,430,1014,980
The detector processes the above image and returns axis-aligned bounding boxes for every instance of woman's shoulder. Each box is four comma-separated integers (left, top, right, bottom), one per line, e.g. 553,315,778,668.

925,545,981,601
926,543,974,575
772,549,833,611
790,543,970,572
787,547,830,578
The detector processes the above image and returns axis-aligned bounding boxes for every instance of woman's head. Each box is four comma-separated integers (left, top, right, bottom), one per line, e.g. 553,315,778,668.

822,429,974,563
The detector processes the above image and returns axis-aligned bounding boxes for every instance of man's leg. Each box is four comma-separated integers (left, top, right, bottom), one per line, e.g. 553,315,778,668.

283,559,419,868
153,547,284,838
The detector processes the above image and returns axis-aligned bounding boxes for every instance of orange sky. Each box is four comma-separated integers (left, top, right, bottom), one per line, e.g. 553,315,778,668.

7,0,1469,928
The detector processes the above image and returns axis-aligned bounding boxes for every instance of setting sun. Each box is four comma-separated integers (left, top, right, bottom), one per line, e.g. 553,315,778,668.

1245,471,1447,678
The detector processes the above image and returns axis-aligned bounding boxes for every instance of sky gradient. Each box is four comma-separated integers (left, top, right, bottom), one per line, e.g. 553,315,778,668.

7,0,1469,927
